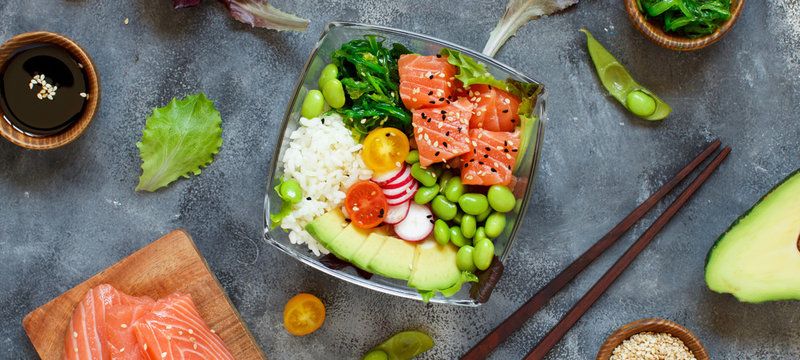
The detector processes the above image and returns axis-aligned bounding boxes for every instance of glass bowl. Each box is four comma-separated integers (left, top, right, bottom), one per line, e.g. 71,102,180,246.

263,22,547,306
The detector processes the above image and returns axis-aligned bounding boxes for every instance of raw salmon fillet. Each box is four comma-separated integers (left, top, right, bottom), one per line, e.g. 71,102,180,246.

412,97,473,167
461,128,520,186
133,293,234,360
63,284,154,360
467,84,521,132
63,285,233,360
398,54,457,110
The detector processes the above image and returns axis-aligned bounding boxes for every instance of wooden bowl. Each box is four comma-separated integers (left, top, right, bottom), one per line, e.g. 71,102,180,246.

624,0,745,51
596,318,710,360
0,31,101,149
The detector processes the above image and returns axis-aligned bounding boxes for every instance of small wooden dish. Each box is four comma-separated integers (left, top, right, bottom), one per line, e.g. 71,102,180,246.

596,318,710,360
624,0,745,51
0,31,101,149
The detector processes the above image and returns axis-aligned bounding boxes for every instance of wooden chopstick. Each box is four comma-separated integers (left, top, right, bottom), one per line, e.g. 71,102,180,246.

460,139,721,360
525,146,730,359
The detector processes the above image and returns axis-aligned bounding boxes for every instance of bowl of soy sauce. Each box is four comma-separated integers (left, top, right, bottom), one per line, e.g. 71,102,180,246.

0,31,100,149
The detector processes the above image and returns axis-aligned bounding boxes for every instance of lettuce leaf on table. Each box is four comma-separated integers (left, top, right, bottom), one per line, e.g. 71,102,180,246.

171,0,309,32
136,94,223,192
483,0,580,56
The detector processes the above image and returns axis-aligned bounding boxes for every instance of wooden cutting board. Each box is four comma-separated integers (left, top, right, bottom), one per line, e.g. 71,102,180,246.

23,229,267,360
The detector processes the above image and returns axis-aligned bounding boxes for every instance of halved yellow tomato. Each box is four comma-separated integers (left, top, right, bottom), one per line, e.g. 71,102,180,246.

362,128,410,172
283,293,326,336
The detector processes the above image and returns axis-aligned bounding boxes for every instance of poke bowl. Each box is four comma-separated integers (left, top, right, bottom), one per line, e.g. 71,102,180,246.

263,22,547,306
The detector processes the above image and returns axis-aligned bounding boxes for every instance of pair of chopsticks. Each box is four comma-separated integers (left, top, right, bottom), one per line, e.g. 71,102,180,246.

462,139,730,360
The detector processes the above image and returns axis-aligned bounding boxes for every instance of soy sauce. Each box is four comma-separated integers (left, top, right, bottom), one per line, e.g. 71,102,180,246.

0,44,87,136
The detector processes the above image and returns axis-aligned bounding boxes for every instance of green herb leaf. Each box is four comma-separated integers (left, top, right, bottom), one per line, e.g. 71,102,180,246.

136,93,223,192
439,49,509,90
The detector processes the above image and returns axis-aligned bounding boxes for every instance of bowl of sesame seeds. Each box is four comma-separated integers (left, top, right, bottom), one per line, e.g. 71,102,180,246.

0,31,100,149
596,318,709,360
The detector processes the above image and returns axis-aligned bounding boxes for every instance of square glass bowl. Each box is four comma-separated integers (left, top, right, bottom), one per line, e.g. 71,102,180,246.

263,22,547,306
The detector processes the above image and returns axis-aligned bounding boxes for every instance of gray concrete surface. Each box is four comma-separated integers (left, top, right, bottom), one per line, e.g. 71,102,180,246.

1,0,799,359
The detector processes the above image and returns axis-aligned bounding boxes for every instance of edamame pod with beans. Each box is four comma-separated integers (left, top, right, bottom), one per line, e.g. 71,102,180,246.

581,28,671,121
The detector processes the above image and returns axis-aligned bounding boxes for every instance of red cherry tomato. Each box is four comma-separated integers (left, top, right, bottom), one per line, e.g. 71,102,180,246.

344,181,389,229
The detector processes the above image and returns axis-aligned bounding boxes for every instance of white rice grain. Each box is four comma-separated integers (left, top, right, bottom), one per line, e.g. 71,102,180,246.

279,114,372,255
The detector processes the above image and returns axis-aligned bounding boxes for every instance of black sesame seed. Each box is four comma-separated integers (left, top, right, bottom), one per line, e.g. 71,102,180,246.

430,219,435,224
502,109,509,113
439,98,445,101
427,118,431,123
470,158,475,162
484,154,489,158
504,140,508,146
429,75,435,79
507,165,512,170
385,133,391,137
478,161,484,165
428,91,434,95
485,146,491,151
421,113,427,118
458,127,462,133
436,54,442,58
504,148,509,153
445,131,450,136
443,142,448,148
441,110,447,114
426,214,433,218
442,114,446,120
429,101,436,104
512,149,518,152
464,163,469,168
473,149,477,154
306,197,311,200
434,151,440,156
491,168,497,172
321,119,325,124
345,218,351,222
379,208,385,215
511,119,516,123
446,100,451,104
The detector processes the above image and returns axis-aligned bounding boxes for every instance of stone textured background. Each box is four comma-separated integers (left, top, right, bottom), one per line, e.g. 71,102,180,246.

1,1,799,359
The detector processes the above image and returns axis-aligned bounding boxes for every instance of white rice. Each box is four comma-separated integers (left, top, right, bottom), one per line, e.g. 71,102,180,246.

279,113,372,255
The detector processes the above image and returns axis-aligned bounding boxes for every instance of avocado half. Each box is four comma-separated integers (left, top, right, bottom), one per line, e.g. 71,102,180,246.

705,169,800,303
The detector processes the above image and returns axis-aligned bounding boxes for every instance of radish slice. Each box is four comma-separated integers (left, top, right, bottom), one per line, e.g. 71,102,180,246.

387,182,418,205
393,202,434,242
383,179,415,198
372,164,407,185
382,165,412,188
383,200,411,225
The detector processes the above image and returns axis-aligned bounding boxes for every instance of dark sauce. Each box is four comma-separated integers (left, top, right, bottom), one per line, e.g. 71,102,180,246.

0,44,87,136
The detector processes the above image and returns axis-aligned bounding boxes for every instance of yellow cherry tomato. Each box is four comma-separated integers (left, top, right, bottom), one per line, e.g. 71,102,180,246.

283,293,326,336
362,128,410,172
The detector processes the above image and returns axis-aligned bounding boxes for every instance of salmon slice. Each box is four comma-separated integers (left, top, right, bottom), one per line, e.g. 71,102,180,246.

398,54,457,110
412,98,473,167
467,84,520,132
63,284,152,360
106,297,156,360
133,293,234,360
461,129,520,186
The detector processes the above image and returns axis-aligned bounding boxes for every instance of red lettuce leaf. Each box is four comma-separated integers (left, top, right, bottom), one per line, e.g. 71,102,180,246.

172,0,201,8
170,0,309,32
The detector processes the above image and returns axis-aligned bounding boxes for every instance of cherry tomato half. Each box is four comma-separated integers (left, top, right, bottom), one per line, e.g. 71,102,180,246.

283,293,326,336
361,128,410,173
345,180,389,229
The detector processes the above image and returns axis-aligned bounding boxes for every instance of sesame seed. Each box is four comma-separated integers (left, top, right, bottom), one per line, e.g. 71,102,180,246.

73,331,78,338
429,101,436,104
502,109,509,113
434,151,440,156
161,352,167,358
429,75,434,79
121,324,127,328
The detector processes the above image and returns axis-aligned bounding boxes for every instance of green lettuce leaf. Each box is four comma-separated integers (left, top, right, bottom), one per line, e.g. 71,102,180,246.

136,93,223,192
439,271,480,297
439,49,509,90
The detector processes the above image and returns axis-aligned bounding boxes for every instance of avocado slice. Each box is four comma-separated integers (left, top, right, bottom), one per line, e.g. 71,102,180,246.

705,169,800,303
407,239,461,291
351,232,389,270
305,209,349,248
328,223,374,260
369,236,417,280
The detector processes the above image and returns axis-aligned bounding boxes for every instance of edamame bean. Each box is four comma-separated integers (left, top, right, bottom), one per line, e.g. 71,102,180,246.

453,211,462,225
487,185,516,213
322,79,346,109
444,177,465,202
485,212,506,238
456,246,477,272
626,90,656,117
458,193,489,215
278,179,303,204
414,184,439,205
473,238,495,271
439,171,454,190
318,64,339,90
301,90,325,119
477,207,492,222
362,350,389,360
461,214,476,238
431,195,457,220
475,226,487,240
405,150,419,164
450,226,470,247
433,219,450,245
411,163,437,187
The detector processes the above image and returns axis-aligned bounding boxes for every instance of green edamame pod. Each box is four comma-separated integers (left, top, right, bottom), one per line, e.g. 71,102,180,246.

301,90,325,119
450,226,470,247
485,212,506,238
362,330,434,360
477,206,492,222
461,214,476,238
405,150,419,164
318,64,339,90
456,246,477,272
411,163,438,187
444,177,465,203
322,79,346,109
431,195,457,220
581,28,671,121
414,184,439,205
433,219,450,245
473,238,495,271
362,350,389,360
